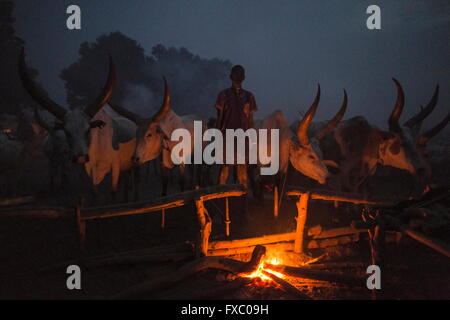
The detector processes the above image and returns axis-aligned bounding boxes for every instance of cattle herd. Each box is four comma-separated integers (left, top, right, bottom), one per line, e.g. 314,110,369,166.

0,49,448,206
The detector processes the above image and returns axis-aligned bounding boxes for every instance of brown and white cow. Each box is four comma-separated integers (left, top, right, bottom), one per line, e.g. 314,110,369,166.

322,79,445,194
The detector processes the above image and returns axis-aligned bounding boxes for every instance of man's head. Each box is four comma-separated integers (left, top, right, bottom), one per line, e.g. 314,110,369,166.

230,65,245,84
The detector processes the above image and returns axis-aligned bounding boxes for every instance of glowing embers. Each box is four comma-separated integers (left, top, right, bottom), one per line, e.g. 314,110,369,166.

242,257,286,287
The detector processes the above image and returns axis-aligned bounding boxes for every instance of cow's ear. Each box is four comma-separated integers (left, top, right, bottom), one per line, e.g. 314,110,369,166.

389,138,401,155
90,120,106,129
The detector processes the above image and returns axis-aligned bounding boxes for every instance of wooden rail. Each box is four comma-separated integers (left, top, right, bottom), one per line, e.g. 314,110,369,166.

286,187,395,253
76,184,246,255
0,184,246,256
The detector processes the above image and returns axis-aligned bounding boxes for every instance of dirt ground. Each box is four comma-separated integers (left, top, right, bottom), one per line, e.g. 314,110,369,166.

0,162,449,300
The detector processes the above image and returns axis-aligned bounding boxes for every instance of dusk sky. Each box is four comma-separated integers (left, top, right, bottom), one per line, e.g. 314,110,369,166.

13,0,449,129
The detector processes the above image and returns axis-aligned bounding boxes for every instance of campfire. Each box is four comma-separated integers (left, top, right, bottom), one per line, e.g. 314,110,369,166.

242,256,285,287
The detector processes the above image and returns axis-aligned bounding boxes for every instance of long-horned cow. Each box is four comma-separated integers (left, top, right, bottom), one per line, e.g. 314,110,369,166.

255,85,347,196
329,79,441,194
19,49,137,199
109,80,204,196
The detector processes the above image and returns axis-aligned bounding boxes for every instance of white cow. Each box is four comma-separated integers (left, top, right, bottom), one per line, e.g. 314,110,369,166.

109,79,205,196
19,49,137,200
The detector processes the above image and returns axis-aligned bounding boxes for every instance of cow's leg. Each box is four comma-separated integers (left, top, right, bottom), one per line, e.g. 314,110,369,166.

219,165,230,185
49,165,55,194
123,171,130,203
237,164,248,188
132,165,140,201
161,164,169,196
178,165,186,191
111,164,120,203
237,164,250,218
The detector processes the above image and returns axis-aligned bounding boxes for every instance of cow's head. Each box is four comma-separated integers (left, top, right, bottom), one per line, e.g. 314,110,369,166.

19,49,115,164
289,85,330,184
109,78,170,164
378,79,426,176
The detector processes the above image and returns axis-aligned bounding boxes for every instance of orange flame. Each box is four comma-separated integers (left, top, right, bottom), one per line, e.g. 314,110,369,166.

243,256,285,285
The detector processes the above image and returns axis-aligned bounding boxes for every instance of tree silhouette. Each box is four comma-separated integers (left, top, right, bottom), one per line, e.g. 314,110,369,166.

61,32,232,117
0,0,39,116
60,31,155,109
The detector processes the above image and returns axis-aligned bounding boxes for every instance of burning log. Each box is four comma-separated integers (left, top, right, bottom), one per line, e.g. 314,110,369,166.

112,245,267,299
265,263,364,287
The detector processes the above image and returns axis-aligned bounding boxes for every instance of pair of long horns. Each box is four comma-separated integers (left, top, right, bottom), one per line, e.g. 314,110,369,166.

419,111,450,145
109,77,171,125
404,85,439,130
388,78,447,142
19,48,116,120
296,86,348,145
315,90,348,140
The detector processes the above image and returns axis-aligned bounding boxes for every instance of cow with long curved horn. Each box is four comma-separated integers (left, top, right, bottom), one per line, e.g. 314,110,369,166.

331,79,433,194
109,78,205,196
255,85,331,189
404,85,439,136
19,49,138,200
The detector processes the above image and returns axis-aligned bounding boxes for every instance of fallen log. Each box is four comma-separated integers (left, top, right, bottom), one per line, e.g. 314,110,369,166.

385,215,450,258
302,262,367,269
265,263,364,287
312,227,368,239
39,242,194,273
307,234,360,249
261,270,311,299
112,245,267,299
0,196,35,207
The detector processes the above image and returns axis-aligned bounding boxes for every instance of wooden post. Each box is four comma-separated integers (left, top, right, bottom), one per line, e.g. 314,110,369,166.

225,197,230,237
195,198,212,257
273,186,279,218
368,215,386,300
294,192,310,253
75,202,86,255
161,209,165,229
